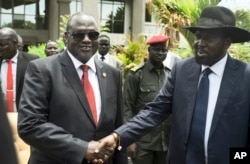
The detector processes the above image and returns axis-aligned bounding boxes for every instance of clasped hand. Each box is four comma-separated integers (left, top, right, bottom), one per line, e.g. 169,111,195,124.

85,134,117,164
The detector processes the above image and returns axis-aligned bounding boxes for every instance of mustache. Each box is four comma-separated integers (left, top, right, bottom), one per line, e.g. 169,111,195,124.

196,47,207,53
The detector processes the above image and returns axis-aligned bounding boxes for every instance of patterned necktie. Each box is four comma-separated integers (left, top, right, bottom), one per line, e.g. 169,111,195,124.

6,60,14,112
186,68,212,164
81,65,98,125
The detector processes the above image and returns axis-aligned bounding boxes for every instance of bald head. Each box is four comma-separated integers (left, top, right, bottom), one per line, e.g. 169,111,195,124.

0,27,19,59
0,27,18,43
66,12,98,32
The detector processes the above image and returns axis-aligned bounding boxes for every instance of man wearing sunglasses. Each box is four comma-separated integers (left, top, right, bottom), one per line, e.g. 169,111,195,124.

18,12,127,164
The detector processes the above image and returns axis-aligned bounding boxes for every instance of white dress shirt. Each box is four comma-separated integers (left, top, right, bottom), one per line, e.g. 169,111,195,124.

1,53,18,112
202,54,228,162
67,51,101,121
97,53,111,63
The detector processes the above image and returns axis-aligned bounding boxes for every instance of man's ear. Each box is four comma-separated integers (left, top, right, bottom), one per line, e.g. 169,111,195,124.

64,32,69,38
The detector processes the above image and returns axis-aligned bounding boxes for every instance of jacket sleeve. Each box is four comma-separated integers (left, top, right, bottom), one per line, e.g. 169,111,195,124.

0,88,18,164
113,69,128,164
17,61,87,164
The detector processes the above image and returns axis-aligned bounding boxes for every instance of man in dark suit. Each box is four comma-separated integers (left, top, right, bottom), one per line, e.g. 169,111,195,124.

0,27,39,112
18,12,127,164
97,6,250,164
95,34,123,71
0,84,18,164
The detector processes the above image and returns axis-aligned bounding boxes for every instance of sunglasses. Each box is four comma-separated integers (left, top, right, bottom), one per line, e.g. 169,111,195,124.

66,31,99,41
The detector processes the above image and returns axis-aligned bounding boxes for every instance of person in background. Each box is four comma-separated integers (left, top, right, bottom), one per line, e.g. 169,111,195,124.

18,12,127,164
163,51,181,70
44,40,59,56
123,35,172,164
0,27,39,112
0,84,18,164
96,6,250,164
96,34,123,72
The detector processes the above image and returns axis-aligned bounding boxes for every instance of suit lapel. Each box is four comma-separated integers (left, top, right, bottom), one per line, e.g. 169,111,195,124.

94,59,107,126
209,56,239,138
59,52,95,124
185,58,201,143
16,53,27,95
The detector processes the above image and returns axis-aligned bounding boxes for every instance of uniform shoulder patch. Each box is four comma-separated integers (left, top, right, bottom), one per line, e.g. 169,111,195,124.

131,62,145,72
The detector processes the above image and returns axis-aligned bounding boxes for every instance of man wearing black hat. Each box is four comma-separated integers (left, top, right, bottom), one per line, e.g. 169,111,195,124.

123,35,172,164
96,6,250,164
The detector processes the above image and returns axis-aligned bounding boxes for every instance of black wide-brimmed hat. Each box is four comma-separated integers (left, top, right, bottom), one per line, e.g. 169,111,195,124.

183,6,250,43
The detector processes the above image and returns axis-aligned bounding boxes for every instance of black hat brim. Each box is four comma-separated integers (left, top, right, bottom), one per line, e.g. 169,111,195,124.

183,26,250,43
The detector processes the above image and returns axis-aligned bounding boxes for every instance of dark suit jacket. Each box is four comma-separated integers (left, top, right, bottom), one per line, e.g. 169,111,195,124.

116,56,250,164
0,86,18,164
18,51,127,164
16,51,39,109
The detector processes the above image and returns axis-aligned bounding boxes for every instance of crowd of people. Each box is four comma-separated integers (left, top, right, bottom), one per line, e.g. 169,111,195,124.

1,5,250,164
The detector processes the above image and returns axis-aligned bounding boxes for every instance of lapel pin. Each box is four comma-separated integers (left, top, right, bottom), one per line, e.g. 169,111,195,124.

102,72,107,77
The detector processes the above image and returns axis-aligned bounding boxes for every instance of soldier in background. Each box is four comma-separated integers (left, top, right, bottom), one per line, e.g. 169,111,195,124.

123,35,173,164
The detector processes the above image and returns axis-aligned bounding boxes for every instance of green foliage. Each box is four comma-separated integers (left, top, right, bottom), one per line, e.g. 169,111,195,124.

28,39,64,58
235,10,250,31
28,15,67,58
28,43,46,58
3,20,36,29
171,47,193,59
151,0,250,63
229,43,250,63
114,34,148,76
59,15,70,38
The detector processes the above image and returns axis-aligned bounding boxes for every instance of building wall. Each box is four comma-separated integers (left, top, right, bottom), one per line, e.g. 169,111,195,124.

17,0,163,46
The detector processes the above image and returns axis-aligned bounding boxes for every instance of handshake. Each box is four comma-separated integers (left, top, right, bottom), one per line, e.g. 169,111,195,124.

85,133,122,164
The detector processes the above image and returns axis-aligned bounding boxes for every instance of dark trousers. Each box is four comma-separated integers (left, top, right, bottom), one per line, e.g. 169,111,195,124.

131,148,167,164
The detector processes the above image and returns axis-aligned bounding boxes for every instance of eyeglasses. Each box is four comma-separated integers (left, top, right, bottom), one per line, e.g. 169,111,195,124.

66,31,99,41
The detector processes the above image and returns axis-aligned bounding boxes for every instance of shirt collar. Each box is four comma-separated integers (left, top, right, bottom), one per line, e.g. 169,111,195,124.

2,51,18,63
67,50,96,73
146,60,166,71
98,53,110,60
201,54,228,77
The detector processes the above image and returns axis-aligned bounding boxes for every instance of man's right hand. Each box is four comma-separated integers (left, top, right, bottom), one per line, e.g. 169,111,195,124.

127,143,137,158
85,140,114,164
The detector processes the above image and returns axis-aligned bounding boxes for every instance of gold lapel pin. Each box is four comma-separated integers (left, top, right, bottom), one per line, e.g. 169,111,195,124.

102,72,107,77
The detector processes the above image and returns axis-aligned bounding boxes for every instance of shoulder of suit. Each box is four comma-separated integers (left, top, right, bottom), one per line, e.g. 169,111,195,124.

19,51,39,60
131,62,145,72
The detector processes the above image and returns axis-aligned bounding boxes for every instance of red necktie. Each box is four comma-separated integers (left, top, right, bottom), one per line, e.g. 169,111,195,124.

82,65,98,125
6,60,14,112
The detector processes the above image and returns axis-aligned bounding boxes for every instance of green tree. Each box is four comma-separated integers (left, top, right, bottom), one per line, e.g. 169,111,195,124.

150,0,250,62
151,0,220,48
115,34,148,77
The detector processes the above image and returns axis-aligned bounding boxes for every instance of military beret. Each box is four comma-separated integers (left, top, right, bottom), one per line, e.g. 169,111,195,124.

146,35,169,45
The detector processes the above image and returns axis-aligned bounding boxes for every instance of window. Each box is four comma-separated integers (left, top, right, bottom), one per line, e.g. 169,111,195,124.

70,0,82,15
0,0,47,29
99,0,125,33
145,2,152,22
